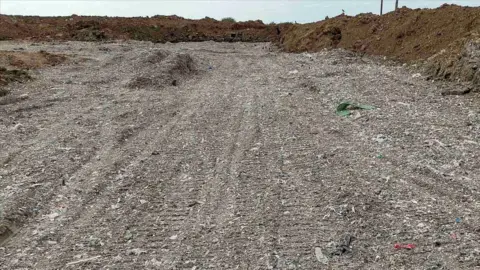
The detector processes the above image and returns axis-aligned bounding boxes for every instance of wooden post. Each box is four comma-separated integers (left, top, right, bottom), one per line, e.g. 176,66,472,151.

380,0,384,15
395,0,399,10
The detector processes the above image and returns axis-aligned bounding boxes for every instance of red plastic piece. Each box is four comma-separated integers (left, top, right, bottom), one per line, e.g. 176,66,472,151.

394,243,416,250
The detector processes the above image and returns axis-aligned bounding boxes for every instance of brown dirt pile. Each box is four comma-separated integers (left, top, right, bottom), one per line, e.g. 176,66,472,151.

0,50,67,69
0,15,277,43
279,5,479,61
278,4,480,85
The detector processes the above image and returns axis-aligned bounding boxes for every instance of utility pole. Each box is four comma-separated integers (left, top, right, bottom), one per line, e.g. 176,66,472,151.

395,0,399,10
380,0,384,15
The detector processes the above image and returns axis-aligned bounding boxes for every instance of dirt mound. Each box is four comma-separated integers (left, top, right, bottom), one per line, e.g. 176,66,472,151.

425,34,480,86
277,5,480,85
279,5,480,61
0,15,278,43
0,68,31,96
127,50,197,89
0,50,67,69
0,68,31,87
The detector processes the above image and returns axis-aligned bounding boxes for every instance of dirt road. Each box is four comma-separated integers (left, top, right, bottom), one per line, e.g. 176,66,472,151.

1,41,480,269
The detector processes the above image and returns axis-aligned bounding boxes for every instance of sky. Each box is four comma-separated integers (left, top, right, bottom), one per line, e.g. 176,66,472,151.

0,0,478,23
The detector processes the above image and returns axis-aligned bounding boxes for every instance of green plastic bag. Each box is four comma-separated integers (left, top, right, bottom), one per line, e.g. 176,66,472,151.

336,102,376,116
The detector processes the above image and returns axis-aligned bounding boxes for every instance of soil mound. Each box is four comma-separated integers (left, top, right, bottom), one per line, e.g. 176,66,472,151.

0,68,30,87
277,5,480,85
0,68,31,97
127,50,196,89
279,5,480,61
0,15,277,43
425,34,480,86
0,50,67,69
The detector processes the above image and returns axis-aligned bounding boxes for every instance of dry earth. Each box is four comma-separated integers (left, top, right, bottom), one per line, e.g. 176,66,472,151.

1,41,480,269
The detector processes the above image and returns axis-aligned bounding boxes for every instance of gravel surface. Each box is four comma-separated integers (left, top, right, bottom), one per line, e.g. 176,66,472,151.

1,41,480,269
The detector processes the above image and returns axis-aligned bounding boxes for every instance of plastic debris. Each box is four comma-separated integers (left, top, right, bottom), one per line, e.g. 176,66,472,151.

314,247,329,264
394,243,416,250
455,217,462,223
336,102,376,116
377,154,384,159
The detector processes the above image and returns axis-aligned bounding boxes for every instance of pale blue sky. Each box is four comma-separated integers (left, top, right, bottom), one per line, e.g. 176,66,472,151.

1,0,478,23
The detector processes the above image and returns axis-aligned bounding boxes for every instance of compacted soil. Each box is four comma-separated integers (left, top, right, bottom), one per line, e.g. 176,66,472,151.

0,41,480,269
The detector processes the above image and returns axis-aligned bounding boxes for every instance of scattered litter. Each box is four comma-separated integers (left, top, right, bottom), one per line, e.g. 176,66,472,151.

394,243,416,250
66,255,101,266
128,248,147,256
336,101,376,116
288,70,299,75
412,73,422,78
151,151,160,156
169,234,178,240
373,134,388,143
46,212,60,221
331,235,354,256
450,233,457,240
455,217,462,223
208,66,213,70
314,247,329,264
124,230,133,241
376,154,384,159
188,201,201,207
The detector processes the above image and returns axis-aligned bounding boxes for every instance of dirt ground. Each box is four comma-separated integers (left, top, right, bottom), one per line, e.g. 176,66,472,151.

1,41,480,269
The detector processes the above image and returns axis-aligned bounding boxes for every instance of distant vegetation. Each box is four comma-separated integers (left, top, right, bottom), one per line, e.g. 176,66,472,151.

221,17,236,23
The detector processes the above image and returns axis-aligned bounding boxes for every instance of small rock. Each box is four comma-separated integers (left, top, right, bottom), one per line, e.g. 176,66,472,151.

151,151,160,156
169,235,178,240
412,73,422,78
19,94,29,100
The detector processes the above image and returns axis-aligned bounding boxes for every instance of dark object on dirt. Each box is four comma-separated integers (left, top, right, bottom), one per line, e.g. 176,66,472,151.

331,235,354,256
172,79,177,86
0,88,9,97
187,201,200,207
151,151,160,155
441,87,472,96
0,224,14,245
0,68,31,92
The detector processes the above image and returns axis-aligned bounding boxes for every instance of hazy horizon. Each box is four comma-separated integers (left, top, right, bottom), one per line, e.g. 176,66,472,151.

1,0,478,23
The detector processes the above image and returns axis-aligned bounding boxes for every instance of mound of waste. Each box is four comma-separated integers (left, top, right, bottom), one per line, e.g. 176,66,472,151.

126,50,197,89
